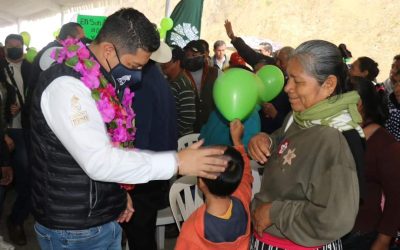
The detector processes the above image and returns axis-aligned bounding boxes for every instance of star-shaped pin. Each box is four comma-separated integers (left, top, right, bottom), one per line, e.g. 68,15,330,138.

283,148,296,166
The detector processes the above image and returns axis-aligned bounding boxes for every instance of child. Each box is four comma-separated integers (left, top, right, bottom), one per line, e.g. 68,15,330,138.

175,119,253,249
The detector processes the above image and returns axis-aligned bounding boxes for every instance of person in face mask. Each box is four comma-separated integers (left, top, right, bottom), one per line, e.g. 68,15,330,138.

29,8,227,250
183,40,220,132
0,34,32,246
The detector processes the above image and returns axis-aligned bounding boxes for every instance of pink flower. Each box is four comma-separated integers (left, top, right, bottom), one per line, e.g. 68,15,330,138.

112,126,129,142
101,84,117,98
77,46,90,59
61,38,78,47
122,88,135,108
96,99,115,123
81,73,100,89
74,61,84,73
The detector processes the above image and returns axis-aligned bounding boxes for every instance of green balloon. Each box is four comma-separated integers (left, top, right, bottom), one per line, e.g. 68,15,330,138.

159,29,167,39
256,65,285,102
20,31,31,47
25,48,37,63
213,68,259,121
160,17,174,31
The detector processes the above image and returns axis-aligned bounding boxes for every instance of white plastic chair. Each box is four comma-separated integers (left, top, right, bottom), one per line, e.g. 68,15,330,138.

250,160,263,198
169,175,204,231
151,133,200,249
177,133,200,150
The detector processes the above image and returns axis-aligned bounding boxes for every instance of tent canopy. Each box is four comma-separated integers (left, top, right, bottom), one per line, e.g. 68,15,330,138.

0,0,124,27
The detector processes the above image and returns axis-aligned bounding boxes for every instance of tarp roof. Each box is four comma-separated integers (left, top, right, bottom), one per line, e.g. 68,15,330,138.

0,0,124,27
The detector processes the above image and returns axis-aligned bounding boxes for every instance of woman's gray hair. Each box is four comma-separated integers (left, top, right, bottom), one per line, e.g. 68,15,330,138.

290,40,347,95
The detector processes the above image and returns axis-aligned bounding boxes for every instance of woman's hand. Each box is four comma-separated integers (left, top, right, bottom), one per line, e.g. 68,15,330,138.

370,233,391,250
248,133,271,164
262,103,278,119
252,202,273,236
177,140,227,179
117,193,134,223
230,119,244,146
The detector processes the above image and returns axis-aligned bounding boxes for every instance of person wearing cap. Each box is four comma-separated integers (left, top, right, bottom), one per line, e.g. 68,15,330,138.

184,40,219,132
29,8,227,249
161,45,196,137
122,43,177,250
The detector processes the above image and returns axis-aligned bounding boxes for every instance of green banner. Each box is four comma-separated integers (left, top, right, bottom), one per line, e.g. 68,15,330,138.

165,0,204,48
77,14,107,40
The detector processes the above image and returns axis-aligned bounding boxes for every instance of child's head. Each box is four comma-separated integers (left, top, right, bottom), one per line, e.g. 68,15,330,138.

199,146,244,197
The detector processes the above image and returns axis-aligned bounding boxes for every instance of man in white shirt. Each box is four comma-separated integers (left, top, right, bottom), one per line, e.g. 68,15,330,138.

212,40,228,70
30,8,226,250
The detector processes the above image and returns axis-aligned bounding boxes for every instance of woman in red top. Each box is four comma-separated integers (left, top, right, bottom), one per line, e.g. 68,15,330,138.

343,76,400,249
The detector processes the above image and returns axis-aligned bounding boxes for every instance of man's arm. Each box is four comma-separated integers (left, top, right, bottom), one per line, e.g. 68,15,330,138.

225,20,275,68
41,76,227,183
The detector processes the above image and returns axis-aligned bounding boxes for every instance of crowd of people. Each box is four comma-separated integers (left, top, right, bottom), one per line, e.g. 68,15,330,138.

0,6,399,250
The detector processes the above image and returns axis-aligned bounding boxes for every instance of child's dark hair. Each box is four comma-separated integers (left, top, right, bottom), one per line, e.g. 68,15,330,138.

357,56,379,81
347,76,388,125
202,146,244,197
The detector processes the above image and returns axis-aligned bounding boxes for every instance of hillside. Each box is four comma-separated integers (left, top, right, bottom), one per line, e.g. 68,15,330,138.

80,0,400,81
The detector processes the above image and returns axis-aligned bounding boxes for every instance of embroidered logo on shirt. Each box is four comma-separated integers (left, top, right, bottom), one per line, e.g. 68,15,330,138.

278,139,289,156
282,148,296,166
70,95,89,127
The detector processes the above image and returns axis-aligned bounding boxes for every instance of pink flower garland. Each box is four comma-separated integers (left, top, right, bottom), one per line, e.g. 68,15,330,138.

51,38,135,190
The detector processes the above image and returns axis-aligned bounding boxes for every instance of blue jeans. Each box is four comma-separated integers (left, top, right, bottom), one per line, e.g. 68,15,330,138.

34,221,122,250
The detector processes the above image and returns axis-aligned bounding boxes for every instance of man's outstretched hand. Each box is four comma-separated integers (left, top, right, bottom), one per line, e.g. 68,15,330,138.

224,20,236,40
177,140,227,179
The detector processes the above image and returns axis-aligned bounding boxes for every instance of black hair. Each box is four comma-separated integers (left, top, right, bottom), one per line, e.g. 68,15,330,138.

292,40,349,96
202,146,244,197
5,34,23,46
393,54,400,61
338,43,352,59
347,76,388,125
198,39,209,53
58,22,83,40
259,42,273,54
213,40,225,50
94,8,160,55
170,45,185,68
357,56,379,81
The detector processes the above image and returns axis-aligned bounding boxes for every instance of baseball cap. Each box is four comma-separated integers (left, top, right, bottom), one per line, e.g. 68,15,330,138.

150,40,172,63
183,40,205,54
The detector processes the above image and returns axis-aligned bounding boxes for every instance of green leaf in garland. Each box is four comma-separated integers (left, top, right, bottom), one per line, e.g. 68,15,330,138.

84,59,94,69
100,76,108,88
109,121,117,129
68,45,79,52
91,89,100,100
65,56,79,67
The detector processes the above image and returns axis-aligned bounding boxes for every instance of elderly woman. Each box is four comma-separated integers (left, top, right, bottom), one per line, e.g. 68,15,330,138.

248,40,364,249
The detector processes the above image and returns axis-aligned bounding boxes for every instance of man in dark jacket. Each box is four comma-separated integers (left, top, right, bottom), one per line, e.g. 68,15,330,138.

0,34,32,246
184,40,219,132
123,58,178,250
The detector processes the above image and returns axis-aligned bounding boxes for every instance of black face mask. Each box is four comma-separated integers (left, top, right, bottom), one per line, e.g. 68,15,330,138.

106,45,142,101
184,56,204,72
6,48,23,61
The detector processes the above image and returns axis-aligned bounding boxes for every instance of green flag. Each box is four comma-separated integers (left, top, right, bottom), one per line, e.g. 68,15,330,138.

165,0,204,47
